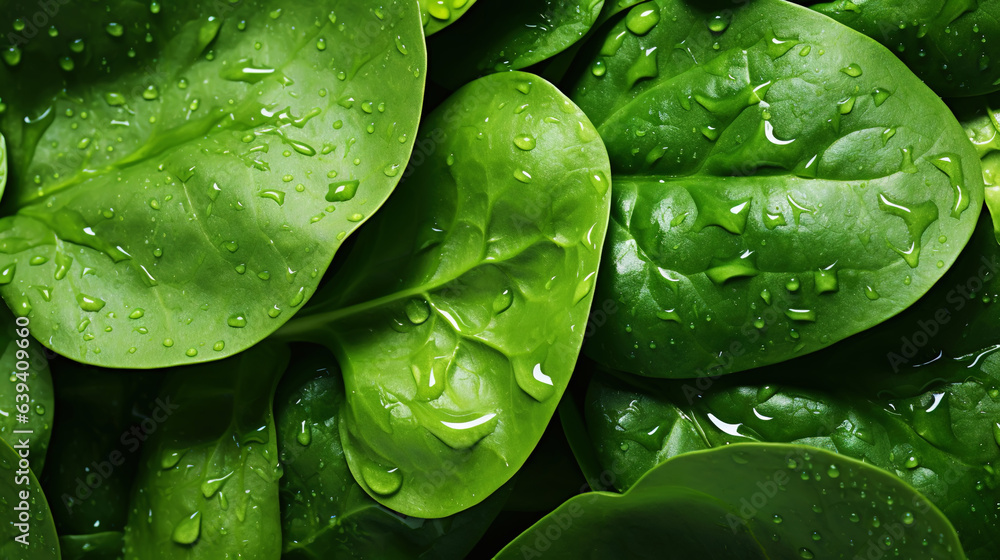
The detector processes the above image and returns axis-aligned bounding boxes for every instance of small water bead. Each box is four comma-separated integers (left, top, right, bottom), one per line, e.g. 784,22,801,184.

513,135,536,151
707,12,731,33
213,341,225,351
2,46,21,66
59,57,75,71
162,338,174,347
591,60,606,77
841,63,863,77
772,514,782,524
904,455,919,468
227,314,247,328
799,548,814,559
106,22,124,37
185,348,198,357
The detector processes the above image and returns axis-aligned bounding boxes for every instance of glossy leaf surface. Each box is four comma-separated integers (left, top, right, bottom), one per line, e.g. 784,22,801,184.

811,0,1000,97
0,0,425,368
569,0,983,378
956,93,1000,243
497,443,966,559
278,71,611,517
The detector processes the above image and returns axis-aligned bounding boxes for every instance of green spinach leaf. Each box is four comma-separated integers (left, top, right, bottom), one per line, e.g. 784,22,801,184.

121,343,288,559
428,0,605,89
497,443,966,559
568,0,983,378
583,338,1000,558
276,71,611,517
0,438,60,559
810,0,1000,97
0,0,425,368
276,344,507,558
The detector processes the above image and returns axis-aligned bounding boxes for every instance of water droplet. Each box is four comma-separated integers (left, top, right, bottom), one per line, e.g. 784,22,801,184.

493,289,513,314
259,190,285,205
129,308,144,319
626,5,660,35
707,12,731,33
326,179,359,202
77,294,106,312
213,341,225,352
513,135,536,151
871,87,891,106
841,63,863,77
171,511,201,545
865,286,880,300
405,299,430,324
929,154,970,218
626,47,659,88
297,421,311,446
361,463,402,495
227,314,247,328
162,338,174,347
105,22,124,37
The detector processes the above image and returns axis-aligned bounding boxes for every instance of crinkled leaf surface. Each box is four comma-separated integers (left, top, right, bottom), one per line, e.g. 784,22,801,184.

276,345,507,559
583,319,1000,558
277,71,611,517
811,0,1000,97
0,0,425,368
497,443,966,559
956,93,1000,244
420,0,479,36
0,305,53,473
0,439,59,559
569,0,983,378
121,343,288,559
428,0,605,89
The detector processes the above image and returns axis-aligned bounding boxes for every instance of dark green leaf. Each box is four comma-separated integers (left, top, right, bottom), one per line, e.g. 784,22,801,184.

428,0,605,89
60,532,123,560
0,305,53,473
0,0,425,368
121,343,289,559
811,0,1000,97
276,71,611,517
583,329,1000,557
568,0,983,378
496,443,966,559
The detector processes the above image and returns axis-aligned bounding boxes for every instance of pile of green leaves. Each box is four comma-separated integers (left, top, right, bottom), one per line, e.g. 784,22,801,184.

0,0,997,558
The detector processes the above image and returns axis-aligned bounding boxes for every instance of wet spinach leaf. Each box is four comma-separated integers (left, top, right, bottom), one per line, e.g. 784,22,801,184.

276,345,507,559
0,0,425,369
428,0,605,89
497,443,966,559
810,0,1000,97
568,0,983,378
0,438,60,559
583,336,1000,558
276,71,611,517
121,343,288,559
